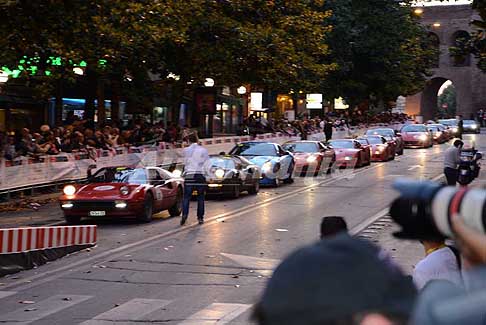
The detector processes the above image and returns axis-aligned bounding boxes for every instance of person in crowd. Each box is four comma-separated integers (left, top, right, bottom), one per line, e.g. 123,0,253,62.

253,234,417,325
181,132,209,226
4,135,17,160
413,238,462,290
320,216,348,239
443,139,463,186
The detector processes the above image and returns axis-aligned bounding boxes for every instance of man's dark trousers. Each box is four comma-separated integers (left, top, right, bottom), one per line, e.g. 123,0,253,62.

182,173,206,221
444,167,458,186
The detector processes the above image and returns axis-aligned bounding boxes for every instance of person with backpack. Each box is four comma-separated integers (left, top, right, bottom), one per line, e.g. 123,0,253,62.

413,238,462,290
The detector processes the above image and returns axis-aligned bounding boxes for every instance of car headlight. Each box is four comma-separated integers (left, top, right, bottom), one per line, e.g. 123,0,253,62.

262,161,273,172
120,186,130,195
61,202,73,209
63,185,76,196
215,169,225,179
172,169,182,178
471,125,477,129
344,156,352,161
115,201,127,209
419,134,427,141
452,127,458,133
306,155,318,163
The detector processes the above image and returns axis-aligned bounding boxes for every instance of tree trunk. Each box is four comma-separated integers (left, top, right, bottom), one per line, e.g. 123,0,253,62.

97,77,105,124
84,69,96,121
55,78,63,126
111,76,121,125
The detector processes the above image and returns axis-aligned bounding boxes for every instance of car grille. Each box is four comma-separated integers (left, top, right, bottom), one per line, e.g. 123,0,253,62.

73,201,115,209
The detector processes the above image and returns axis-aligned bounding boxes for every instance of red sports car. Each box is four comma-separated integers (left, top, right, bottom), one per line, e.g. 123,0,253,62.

358,135,395,162
282,140,336,176
328,139,371,168
427,124,449,143
401,124,433,148
59,166,183,224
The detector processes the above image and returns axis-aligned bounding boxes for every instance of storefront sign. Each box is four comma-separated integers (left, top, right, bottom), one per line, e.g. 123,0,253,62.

250,92,263,111
334,97,349,110
306,94,322,109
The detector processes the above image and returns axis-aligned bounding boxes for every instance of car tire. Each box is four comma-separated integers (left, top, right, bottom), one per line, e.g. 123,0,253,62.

283,162,295,184
138,193,154,223
65,215,81,225
398,147,404,155
248,181,260,195
231,184,241,199
168,188,183,217
326,155,336,174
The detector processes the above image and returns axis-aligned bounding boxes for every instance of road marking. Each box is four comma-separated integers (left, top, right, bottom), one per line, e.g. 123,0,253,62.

0,291,16,299
220,253,279,276
178,303,252,325
1,163,383,291
0,294,92,324
81,298,171,324
407,165,422,171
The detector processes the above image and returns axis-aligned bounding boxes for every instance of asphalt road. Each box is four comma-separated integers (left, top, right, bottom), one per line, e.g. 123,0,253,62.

0,132,484,324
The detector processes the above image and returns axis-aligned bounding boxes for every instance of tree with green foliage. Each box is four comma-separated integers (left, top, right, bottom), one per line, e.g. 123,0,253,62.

437,84,457,118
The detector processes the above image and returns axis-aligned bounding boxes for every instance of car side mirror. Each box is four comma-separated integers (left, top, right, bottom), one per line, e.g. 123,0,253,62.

219,151,226,155
285,151,292,156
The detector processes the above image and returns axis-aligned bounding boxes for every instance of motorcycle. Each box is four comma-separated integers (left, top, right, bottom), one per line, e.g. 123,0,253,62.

457,149,482,186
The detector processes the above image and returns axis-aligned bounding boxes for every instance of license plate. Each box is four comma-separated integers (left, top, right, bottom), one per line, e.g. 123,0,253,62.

89,211,106,216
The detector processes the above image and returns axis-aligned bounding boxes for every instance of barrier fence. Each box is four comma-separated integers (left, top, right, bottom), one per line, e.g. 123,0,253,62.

0,123,403,193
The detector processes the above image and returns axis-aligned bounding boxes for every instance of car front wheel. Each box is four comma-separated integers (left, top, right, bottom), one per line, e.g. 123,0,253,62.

168,188,183,217
138,193,154,223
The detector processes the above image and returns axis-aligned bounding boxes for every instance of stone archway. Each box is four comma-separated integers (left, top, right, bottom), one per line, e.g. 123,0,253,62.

420,77,449,120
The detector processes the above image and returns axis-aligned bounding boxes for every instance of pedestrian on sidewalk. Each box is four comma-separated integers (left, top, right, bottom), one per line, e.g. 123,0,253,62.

413,238,462,290
457,115,464,139
181,132,209,226
443,139,463,186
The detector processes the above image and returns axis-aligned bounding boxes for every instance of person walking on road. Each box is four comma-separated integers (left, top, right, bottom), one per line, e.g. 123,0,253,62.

181,132,209,226
457,115,464,139
324,119,333,142
443,139,463,186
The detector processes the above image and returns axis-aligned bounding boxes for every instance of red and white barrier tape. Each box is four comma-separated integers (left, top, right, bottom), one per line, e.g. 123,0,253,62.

0,225,97,254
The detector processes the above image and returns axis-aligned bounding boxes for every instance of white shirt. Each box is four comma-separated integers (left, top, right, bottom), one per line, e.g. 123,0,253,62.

183,143,209,175
413,247,462,290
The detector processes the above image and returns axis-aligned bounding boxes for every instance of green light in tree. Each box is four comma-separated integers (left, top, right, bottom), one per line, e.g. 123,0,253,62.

27,65,38,75
80,61,87,67
45,70,51,76
98,59,107,66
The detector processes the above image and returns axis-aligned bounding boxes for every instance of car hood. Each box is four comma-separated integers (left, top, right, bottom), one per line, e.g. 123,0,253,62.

67,183,143,200
245,156,279,166
334,148,360,158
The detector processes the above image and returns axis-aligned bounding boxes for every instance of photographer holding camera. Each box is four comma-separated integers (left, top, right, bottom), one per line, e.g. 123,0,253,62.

391,179,486,324
443,139,463,186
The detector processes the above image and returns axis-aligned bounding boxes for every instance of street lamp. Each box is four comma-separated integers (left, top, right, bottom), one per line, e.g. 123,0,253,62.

413,8,423,16
73,67,84,76
204,78,215,87
237,86,247,95
433,22,441,28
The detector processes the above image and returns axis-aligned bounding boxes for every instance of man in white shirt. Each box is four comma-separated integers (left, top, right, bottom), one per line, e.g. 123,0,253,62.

181,133,209,226
413,239,462,290
443,139,463,186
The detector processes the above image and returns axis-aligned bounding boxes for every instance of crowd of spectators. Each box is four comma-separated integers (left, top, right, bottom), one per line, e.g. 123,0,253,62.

1,111,410,161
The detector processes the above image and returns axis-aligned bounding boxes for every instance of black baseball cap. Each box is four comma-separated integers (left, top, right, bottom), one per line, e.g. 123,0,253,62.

257,234,417,324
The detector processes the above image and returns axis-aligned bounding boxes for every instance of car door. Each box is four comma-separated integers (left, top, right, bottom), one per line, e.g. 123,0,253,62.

277,144,292,179
147,168,173,211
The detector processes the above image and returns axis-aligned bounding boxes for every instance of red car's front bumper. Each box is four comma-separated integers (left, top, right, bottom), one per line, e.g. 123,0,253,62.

60,200,145,218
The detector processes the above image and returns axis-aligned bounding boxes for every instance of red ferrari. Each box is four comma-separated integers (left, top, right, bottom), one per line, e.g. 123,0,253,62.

358,135,395,162
328,139,371,168
282,140,336,176
59,166,183,224
401,124,433,148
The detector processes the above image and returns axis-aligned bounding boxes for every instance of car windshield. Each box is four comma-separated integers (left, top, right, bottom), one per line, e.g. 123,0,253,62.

428,126,439,132
282,142,318,153
209,157,236,169
91,168,147,184
230,143,277,156
402,125,427,132
356,139,369,145
365,137,383,144
464,120,476,125
328,140,354,149
366,129,393,137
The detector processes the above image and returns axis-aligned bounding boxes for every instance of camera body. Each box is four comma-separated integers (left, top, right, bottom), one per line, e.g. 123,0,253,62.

390,179,486,240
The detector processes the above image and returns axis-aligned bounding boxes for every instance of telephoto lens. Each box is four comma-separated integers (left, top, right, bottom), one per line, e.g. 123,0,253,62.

389,178,486,240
